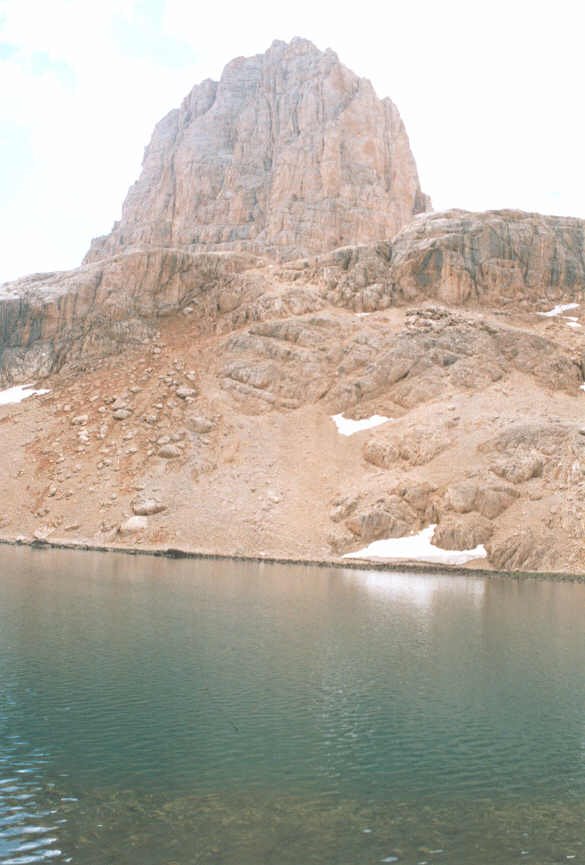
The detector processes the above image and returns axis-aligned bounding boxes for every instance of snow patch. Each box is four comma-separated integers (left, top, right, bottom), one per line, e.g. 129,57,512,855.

0,384,50,406
332,413,392,436
537,302,580,317
355,312,372,317
343,524,487,565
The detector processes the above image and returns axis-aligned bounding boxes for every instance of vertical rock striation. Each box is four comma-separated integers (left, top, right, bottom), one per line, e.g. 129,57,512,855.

84,37,430,263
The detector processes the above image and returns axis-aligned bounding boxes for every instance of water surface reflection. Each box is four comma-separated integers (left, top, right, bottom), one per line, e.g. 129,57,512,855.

1,546,585,863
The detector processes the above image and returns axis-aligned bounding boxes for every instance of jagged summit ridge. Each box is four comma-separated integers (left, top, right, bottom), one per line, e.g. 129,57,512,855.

85,37,430,263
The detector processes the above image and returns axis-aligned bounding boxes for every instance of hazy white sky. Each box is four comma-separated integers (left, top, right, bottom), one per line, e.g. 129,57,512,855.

1,0,584,284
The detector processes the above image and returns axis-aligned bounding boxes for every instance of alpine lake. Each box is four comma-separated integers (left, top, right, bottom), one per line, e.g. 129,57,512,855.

2,544,585,865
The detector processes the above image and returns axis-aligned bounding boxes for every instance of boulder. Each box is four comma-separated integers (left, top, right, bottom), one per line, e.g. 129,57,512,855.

158,444,182,459
346,496,417,542
445,480,519,519
119,516,148,535
486,530,558,572
433,515,493,551
132,499,167,516
186,414,215,434
490,452,544,484
176,386,197,400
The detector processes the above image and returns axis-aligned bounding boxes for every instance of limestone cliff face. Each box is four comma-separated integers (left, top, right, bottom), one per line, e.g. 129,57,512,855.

3,43,585,575
84,38,429,264
388,209,585,306
0,250,258,381
2,210,585,383
311,209,585,310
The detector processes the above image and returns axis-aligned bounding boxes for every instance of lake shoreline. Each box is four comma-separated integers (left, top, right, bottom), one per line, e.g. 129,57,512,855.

1,533,583,583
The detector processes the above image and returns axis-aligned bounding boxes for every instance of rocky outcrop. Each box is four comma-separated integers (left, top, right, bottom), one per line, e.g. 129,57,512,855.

309,209,585,310
345,495,419,542
219,304,582,413
0,249,258,381
443,479,519,520
2,40,585,575
3,237,582,393
387,209,585,307
85,38,429,265
330,306,582,410
363,425,453,468
433,515,494,551
0,36,433,385
486,530,560,572
3,272,585,573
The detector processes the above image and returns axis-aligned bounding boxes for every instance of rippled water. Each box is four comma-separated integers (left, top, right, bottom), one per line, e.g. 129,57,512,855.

1,547,585,863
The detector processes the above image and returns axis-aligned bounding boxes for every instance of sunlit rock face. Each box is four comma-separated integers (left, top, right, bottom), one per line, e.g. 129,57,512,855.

387,209,585,306
2,209,585,385
84,37,430,264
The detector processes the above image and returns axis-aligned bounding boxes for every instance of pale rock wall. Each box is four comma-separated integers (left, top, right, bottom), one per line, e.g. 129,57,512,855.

2,210,585,383
0,250,257,381
84,38,429,263
312,210,585,310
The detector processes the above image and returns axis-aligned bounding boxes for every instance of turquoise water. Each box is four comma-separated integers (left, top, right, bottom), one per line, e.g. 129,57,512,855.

1,547,585,863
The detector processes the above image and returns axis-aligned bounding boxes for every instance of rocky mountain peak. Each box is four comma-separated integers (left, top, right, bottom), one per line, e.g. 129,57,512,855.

84,38,430,264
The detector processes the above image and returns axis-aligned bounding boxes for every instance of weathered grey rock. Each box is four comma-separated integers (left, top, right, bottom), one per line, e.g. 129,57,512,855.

333,306,581,409
112,408,132,421
329,494,360,523
481,422,571,457
363,429,451,468
302,209,585,312
444,480,479,514
327,529,357,555
395,481,437,513
217,297,582,414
